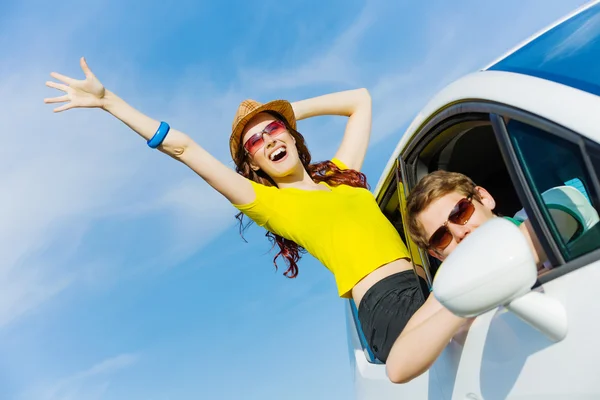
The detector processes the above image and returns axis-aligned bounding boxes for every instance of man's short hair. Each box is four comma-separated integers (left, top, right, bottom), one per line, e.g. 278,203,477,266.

406,170,481,249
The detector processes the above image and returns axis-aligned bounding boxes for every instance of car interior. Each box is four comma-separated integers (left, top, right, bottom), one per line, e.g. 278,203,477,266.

415,117,523,278
415,120,522,217
362,111,600,364
382,113,600,281
378,115,524,283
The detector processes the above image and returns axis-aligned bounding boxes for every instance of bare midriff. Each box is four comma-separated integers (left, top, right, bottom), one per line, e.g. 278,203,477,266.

351,258,419,307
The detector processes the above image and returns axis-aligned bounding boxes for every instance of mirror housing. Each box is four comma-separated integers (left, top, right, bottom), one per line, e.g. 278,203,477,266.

433,217,537,317
433,217,567,341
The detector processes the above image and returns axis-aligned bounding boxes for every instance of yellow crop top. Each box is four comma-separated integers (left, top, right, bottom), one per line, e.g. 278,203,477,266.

233,158,410,298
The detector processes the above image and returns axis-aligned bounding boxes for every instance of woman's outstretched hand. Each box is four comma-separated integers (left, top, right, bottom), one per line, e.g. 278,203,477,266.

44,57,106,112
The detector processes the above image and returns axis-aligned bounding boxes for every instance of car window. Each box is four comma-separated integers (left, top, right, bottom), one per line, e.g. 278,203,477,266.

395,164,435,284
489,3,600,96
588,140,600,186
506,120,600,262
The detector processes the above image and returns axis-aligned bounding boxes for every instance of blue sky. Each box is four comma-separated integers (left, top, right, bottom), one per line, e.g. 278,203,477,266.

0,0,587,399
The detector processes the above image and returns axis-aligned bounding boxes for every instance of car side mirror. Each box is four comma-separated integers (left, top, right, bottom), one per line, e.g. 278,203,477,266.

432,217,567,342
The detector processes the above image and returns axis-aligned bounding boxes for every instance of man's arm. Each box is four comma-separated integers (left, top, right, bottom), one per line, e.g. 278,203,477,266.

385,294,468,384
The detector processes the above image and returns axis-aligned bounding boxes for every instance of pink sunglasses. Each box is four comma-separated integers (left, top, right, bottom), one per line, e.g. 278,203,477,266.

243,120,287,155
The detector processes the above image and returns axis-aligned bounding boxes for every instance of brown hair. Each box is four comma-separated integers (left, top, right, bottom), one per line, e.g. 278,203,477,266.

234,111,369,278
406,170,481,249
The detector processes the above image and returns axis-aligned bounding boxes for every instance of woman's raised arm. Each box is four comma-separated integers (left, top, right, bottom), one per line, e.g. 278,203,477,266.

45,57,254,205
292,88,372,171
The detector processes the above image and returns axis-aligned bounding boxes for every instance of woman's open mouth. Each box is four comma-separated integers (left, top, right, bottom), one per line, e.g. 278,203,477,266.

269,146,288,163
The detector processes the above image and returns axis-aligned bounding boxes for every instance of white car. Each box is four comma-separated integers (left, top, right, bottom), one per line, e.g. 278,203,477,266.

346,1,600,399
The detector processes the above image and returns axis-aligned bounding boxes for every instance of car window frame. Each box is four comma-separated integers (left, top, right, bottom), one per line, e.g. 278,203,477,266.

400,104,503,280
396,160,434,286
400,100,600,287
490,111,600,285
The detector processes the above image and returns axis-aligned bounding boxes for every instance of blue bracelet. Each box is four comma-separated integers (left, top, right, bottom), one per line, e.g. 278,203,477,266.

147,122,171,148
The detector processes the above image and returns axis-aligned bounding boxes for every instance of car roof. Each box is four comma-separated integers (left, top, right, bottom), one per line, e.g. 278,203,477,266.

373,1,600,196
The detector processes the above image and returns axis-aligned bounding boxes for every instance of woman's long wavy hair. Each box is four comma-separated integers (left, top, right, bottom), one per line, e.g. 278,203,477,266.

234,111,369,279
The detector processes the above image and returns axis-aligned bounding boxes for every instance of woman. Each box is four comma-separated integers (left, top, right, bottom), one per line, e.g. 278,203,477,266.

44,57,429,368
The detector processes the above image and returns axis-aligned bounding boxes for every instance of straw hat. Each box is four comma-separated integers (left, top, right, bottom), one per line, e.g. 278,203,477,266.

229,99,296,161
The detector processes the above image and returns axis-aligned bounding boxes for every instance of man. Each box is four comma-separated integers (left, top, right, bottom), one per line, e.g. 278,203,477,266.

386,170,598,383
385,170,549,384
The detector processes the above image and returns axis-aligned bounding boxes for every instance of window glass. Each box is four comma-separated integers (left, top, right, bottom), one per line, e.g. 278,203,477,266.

396,179,433,283
489,3,600,96
564,177,591,203
507,120,600,261
587,140,600,187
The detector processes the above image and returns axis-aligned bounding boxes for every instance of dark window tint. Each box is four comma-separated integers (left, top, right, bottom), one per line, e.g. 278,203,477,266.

507,120,600,261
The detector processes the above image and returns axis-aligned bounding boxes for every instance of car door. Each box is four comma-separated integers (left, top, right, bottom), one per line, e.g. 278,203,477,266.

402,105,600,400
